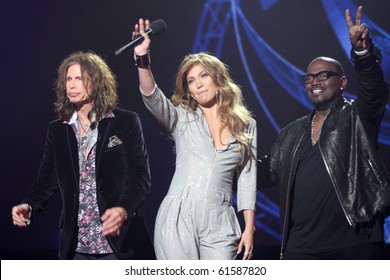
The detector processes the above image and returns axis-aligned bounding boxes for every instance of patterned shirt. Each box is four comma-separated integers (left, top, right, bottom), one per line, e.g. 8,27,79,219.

66,111,115,254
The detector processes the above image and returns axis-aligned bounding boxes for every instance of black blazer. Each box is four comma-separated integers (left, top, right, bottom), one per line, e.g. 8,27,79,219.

23,108,154,259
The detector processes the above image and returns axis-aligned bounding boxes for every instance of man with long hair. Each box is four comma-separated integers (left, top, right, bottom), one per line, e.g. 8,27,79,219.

12,51,153,260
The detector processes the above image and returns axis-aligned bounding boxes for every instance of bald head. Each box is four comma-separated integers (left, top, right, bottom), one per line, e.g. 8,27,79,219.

308,57,345,76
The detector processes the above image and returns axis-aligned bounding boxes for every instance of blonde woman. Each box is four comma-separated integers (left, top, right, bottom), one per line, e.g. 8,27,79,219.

133,18,257,260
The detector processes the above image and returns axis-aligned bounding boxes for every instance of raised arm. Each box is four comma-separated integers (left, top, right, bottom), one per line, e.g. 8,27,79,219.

134,18,156,95
346,6,388,139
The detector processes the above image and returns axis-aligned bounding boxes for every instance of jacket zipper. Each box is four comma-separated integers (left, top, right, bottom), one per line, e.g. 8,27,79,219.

280,129,307,259
318,141,353,226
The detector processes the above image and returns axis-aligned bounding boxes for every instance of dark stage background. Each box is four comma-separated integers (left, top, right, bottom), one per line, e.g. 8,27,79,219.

1,0,389,259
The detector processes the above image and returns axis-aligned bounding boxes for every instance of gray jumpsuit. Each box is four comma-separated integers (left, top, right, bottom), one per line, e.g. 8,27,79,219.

142,87,257,259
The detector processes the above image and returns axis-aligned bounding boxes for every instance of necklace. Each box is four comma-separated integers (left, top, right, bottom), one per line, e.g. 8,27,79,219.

78,118,90,134
77,117,92,165
311,112,330,145
310,115,317,145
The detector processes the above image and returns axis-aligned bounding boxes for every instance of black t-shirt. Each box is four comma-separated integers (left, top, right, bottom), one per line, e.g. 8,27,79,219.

286,134,383,253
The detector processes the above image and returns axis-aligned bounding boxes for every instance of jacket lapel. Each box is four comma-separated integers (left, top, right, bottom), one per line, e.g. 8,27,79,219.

66,124,80,185
96,117,113,176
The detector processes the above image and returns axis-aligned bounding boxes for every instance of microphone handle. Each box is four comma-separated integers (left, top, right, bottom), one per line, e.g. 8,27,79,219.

114,29,152,56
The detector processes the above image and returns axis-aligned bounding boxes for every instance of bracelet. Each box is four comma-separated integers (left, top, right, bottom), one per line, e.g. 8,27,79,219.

134,52,151,68
123,208,128,222
354,49,368,56
26,204,32,225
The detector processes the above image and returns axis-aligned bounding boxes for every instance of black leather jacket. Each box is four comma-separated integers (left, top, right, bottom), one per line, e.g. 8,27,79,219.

258,47,390,259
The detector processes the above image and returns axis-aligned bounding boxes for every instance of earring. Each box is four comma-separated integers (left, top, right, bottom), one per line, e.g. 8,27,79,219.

216,90,221,103
340,87,344,90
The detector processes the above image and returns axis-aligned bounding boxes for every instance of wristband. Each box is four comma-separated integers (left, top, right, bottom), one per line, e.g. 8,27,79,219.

354,49,368,56
134,52,151,68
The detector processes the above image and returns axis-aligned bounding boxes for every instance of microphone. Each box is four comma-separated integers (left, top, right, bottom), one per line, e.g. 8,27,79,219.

114,19,167,56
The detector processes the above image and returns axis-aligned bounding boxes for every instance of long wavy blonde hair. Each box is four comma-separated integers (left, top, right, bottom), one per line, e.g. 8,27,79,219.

172,52,253,161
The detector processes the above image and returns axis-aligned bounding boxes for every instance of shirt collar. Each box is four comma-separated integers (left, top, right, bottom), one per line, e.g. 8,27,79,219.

63,110,115,125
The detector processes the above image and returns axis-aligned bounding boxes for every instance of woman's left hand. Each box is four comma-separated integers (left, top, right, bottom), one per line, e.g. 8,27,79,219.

237,227,254,260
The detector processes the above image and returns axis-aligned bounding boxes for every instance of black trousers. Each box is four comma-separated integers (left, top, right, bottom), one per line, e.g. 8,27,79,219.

73,252,119,260
283,242,384,260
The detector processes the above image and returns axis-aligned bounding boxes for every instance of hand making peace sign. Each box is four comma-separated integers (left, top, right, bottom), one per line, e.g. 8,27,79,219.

345,6,371,51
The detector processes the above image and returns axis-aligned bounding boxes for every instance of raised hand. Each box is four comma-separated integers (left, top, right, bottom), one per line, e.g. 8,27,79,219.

345,6,370,51
133,18,151,56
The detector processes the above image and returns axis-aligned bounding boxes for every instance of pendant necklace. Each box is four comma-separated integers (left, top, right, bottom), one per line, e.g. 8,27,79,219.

77,118,92,164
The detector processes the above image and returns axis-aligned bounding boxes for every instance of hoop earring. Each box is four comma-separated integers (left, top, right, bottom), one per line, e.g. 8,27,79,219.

216,90,220,103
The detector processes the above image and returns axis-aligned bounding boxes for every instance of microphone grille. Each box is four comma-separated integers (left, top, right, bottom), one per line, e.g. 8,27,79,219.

150,19,167,35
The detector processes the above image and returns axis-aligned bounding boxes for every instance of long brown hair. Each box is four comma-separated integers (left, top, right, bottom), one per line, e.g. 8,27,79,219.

172,52,253,160
54,51,118,121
